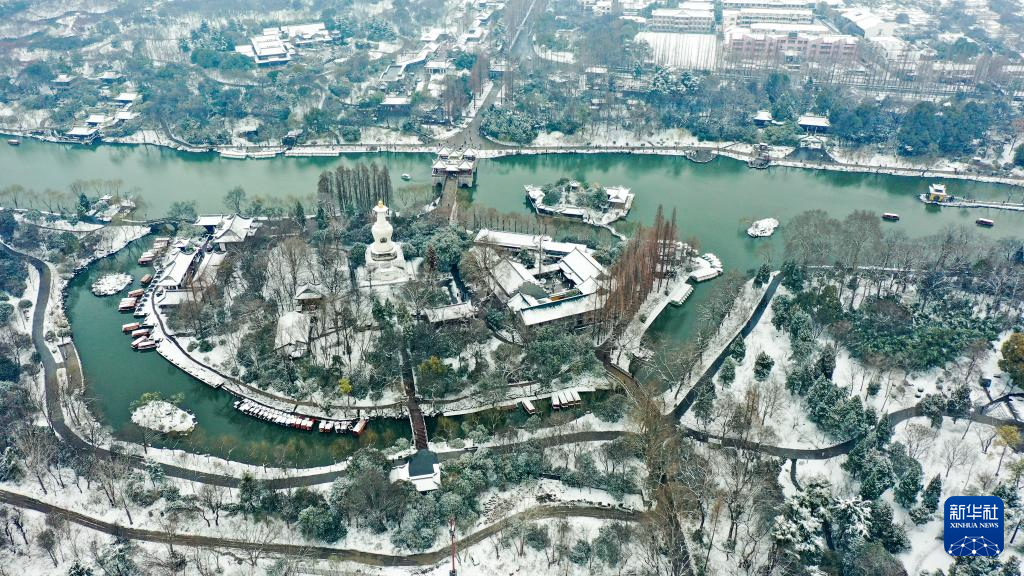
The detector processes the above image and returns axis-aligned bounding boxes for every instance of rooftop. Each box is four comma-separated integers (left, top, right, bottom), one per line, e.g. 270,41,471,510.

797,114,831,128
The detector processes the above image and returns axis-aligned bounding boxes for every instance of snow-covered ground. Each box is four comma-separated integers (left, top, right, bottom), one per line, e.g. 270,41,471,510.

637,31,720,70
532,125,699,148
681,289,834,449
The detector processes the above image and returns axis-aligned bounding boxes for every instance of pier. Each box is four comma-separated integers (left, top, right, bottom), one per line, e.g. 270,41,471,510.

918,194,1024,213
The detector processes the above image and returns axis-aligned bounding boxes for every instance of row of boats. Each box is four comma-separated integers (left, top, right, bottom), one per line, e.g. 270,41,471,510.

121,321,158,350
232,399,368,435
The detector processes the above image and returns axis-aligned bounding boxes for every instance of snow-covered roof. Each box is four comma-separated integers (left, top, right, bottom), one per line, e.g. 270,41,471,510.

156,250,198,288
294,283,324,300
195,215,223,227
85,114,107,125
754,110,773,122
113,92,139,103
518,292,601,326
474,229,592,255
558,247,606,286
274,311,310,351
213,215,257,244
605,186,633,204
277,22,330,43
66,125,98,137
424,302,476,323
797,114,831,128
490,258,537,296
252,34,288,57
382,95,411,106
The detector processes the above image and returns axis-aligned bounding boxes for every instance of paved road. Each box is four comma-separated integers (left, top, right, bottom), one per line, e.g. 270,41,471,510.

0,487,639,566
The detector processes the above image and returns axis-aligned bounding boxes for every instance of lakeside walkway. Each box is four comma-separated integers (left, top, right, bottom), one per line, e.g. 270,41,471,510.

6,125,1024,188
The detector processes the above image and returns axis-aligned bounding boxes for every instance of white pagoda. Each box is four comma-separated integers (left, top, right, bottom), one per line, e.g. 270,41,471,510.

363,201,411,285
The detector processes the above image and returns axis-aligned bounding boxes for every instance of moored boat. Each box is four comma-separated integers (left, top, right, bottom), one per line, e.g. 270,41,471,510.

118,297,137,311
140,274,153,285
401,173,411,180
882,213,900,221
127,288,144,298
976,218,995,227
122,322,141,333
7,139,20,146
134,339,157,351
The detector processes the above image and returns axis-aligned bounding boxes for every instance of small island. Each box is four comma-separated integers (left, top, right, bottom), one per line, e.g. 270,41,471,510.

131,397,196,434
525,178,634,227
90,272,132,296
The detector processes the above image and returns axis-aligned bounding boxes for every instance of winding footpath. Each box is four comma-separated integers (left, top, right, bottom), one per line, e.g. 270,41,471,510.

0,488,640,566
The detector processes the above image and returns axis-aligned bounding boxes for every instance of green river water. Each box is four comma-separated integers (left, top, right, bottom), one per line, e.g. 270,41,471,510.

3,139,1023,466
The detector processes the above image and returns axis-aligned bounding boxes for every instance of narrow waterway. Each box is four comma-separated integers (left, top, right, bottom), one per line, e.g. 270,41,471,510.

7,140,1023,465
66,243,414,466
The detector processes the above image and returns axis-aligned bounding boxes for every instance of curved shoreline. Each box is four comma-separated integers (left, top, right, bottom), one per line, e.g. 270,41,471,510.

4,128,1023,189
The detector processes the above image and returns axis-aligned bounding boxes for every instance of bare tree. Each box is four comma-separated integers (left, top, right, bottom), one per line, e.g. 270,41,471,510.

903,423,938,461
195,483,227,527
941,437,973,480
238,520,282,567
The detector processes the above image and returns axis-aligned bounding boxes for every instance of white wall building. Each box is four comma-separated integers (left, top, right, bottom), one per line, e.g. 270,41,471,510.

839,8,895,38
648,6,716,33
722,7,813,28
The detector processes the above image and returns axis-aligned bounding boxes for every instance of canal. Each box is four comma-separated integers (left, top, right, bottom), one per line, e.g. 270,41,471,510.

4,140,1023,466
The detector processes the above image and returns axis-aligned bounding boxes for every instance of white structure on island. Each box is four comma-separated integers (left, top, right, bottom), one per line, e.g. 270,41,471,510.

360,201,413,287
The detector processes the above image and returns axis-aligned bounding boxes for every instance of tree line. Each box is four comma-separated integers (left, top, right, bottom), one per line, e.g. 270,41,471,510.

316,162,394,219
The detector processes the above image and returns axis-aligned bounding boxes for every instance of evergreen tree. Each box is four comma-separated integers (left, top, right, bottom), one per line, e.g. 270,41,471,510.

293,200,306,226
780,260,805,291
816,346,837,380
315,204,328,230
754,263,771,287
919,394,947,428
867,500,909,553
856,447,893,500
728,338,746,362
692,381,717,426
719,357,736,386
922,475,942,511
297,504,347,542
568,539,592,565
753,352,775,381
832,497,872,552
947,385,972,419
894,458,923,509
77,193,90,217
